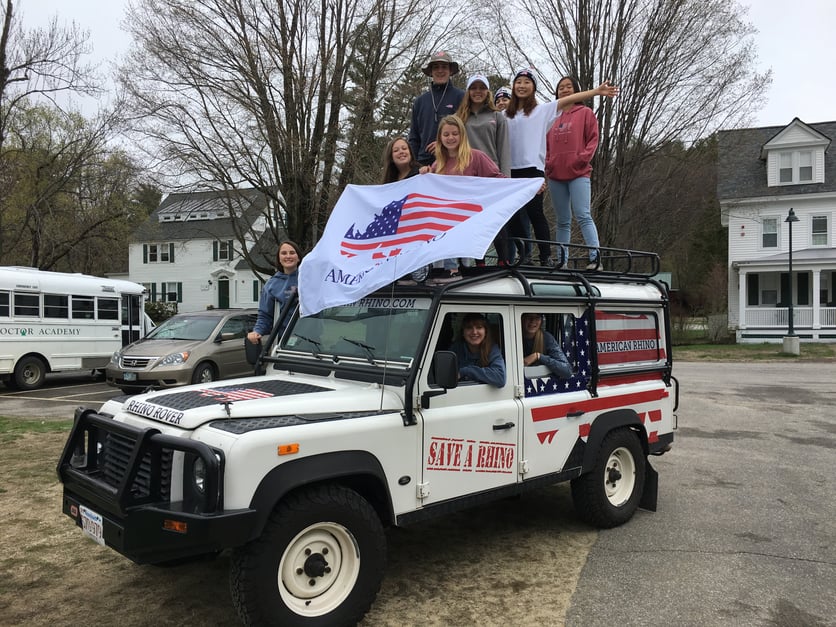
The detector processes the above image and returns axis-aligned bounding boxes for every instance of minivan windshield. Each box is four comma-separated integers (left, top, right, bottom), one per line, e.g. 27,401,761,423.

281,297,432,365
146,315,219,341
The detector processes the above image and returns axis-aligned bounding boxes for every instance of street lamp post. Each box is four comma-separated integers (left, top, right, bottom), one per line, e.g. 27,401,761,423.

783,208,800,354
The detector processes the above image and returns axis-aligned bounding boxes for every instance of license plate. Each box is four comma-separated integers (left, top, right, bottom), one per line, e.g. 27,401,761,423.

123,372,137,382
80,505,105,545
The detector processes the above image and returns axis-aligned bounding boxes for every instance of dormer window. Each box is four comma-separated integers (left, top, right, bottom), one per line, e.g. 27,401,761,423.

778,150,813,184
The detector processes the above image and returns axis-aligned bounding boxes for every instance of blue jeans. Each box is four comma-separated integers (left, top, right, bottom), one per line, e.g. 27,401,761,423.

549,177,599,261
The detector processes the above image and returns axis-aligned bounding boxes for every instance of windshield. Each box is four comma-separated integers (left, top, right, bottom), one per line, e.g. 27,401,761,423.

146,315,219,341
281,297,432,365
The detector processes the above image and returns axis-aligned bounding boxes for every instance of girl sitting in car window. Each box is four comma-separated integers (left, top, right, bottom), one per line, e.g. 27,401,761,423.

521,313,572,378
449,312,505,387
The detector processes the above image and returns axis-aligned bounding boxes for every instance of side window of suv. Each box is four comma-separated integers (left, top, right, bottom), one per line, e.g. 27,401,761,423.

432,312,506,388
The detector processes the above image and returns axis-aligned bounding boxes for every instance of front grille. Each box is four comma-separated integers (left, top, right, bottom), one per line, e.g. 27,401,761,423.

120,355,155,368
101,430,173,501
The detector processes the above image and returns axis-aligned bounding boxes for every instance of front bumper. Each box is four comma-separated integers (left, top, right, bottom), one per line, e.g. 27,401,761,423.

57,409,258,564
106,364,194,390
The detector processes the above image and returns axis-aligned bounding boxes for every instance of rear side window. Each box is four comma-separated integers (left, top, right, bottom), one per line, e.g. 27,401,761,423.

595,310,665,369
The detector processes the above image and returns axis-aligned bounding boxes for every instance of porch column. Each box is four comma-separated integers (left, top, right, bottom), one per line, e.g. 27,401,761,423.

812,270,821,330
737,268,747,329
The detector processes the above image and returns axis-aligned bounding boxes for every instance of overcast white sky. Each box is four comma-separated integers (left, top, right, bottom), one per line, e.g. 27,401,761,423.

22,0,836,129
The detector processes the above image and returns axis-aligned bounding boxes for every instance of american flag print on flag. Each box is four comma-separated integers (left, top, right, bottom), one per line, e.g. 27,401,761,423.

299,174,541,316
340,193,482,259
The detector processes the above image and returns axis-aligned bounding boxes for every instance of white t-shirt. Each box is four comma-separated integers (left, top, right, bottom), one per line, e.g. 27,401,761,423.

504,100,559,171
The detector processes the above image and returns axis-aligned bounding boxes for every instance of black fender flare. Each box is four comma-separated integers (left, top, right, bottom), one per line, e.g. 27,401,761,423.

246,450,394,539
582,408,648,473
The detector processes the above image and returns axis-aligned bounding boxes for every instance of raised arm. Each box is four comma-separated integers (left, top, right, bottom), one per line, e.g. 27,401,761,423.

557,80,619,108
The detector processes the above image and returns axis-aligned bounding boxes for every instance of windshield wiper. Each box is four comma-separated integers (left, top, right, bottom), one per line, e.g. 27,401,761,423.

340,337,377,365
294,333,323,359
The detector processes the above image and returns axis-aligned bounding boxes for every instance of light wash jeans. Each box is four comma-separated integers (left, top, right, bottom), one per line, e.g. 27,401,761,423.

549,177,599,262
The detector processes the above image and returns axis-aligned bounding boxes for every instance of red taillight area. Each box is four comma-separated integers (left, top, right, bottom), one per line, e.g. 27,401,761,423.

163,519,188,534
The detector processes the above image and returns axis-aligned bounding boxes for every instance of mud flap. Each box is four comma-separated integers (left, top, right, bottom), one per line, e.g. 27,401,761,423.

639,460,658,512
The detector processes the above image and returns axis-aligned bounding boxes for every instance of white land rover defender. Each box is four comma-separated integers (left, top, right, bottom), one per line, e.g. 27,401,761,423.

58,250,678,626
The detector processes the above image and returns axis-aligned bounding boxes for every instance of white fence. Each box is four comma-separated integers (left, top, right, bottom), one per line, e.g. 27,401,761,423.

744,307,836,328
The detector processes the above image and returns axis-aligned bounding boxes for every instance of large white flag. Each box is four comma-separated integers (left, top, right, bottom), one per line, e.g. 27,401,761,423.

298,174,540,316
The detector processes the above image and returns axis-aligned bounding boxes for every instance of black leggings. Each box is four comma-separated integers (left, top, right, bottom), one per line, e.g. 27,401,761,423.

508,167,552,261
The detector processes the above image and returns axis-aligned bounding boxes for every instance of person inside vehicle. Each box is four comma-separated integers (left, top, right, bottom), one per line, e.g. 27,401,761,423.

448,312,506,387
247,240,302,344
521,313,572,378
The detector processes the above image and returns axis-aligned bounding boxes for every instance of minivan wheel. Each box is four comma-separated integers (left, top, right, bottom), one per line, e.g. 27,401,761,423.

191,362,216,384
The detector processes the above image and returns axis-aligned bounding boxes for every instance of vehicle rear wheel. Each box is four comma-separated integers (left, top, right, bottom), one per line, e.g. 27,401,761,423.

230,484,385,627
14,355,46,390
571,427,646,528
191,362,216,385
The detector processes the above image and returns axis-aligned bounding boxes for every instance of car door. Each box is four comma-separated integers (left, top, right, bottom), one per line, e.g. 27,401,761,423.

513,305,594,479
215,314,254,378
415,304,522,506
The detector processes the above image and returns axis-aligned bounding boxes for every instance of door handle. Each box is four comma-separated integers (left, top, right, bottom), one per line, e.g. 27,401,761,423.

493,421,515,430
567,410,584,418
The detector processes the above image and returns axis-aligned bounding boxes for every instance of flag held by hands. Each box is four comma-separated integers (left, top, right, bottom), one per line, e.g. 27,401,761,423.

299,174,540,316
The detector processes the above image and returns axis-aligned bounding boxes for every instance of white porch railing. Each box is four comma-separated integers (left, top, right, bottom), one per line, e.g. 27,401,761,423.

744,307,836,328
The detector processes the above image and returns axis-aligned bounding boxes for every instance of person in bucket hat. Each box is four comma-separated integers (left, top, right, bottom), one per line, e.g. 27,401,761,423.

408,50,464,166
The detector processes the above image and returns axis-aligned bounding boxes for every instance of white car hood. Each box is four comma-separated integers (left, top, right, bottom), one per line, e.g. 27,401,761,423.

115,374,403,430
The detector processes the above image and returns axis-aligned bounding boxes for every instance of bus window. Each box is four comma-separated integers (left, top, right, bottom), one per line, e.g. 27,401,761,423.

0,291,8,317
14,293,39,317
72,295,95,319
44,294,69,319
99,298,119,320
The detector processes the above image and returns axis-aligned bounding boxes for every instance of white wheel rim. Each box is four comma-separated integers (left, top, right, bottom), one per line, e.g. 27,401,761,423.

603,446,636,507
278,522,360,617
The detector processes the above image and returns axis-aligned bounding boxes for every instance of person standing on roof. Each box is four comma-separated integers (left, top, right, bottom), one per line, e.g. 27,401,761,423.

504,69,617,267
408,51,465,166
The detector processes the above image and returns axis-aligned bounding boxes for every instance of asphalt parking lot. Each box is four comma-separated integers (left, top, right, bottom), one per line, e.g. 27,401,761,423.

0,371,123,419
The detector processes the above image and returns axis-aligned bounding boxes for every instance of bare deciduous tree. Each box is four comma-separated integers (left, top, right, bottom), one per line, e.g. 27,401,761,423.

489,0,769,245
120,0,467,273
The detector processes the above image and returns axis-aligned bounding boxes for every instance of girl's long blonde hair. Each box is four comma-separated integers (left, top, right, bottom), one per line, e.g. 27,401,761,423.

434,115,472,175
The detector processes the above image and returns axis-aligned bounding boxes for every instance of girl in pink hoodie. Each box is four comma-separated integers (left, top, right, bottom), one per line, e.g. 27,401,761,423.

545,76,602,269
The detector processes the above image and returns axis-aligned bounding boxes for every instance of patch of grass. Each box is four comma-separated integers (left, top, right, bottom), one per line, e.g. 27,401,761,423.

0,416,74,444
673,342,836,361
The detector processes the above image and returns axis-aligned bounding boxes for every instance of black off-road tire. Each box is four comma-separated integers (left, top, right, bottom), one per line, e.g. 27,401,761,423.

14,355,46,390
230,484,386,627
571,427,646,528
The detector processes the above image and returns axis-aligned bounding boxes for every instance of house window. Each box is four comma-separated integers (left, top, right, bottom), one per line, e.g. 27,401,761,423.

160,282,183,303
762,218,778,248
213,239,235,261
812,215,828,246
144,243,175,264
252,280,260,301
778,150,813,185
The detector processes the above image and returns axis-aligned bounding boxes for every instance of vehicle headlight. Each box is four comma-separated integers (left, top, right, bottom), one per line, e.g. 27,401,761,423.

159,351,190,366
110,351,121,365
193,456,207,494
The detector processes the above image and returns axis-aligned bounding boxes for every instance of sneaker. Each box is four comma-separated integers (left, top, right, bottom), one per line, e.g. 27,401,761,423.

519,255,533,266
540,257,555,268
430,269,462,284
586,258,601,271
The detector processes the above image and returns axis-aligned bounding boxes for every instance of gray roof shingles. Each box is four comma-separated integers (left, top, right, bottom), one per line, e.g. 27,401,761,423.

717,120,836,201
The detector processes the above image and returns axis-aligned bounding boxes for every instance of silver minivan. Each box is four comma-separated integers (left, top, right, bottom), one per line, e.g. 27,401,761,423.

106,309,258,394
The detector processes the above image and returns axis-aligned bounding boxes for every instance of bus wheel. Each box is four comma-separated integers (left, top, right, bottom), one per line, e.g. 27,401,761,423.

14,356,46,390
191,362,216,385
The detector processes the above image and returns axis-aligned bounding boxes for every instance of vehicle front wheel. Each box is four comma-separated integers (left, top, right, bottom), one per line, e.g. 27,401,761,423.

14,355,46,390
230,484,385,627
191,362,216,384
571,427,646,528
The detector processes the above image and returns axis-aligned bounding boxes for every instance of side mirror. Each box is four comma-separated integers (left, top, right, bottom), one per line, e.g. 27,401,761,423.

244,337,261,366
431,351,458,389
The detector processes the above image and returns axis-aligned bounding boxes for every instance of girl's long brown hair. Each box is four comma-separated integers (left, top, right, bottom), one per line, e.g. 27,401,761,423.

461,313,495,366
380,136,418,183
455,87,497,124
505,80,538,118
